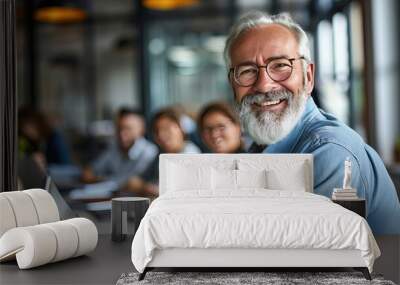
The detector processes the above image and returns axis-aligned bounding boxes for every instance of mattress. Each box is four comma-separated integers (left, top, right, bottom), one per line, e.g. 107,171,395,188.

131,190,380,273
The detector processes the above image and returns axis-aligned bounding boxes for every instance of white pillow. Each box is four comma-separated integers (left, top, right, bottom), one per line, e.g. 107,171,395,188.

267,162,307,191
212,168,237,190
236,169,267,189
167,162,212,191
238,158,309,192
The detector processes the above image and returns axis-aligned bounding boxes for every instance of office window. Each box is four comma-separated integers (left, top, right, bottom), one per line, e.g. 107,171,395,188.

146,17,232,114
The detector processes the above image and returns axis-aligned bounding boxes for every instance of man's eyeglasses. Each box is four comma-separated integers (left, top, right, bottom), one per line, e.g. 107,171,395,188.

229,57,306,87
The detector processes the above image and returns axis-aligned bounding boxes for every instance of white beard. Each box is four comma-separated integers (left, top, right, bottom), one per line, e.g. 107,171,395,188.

237,89,308,145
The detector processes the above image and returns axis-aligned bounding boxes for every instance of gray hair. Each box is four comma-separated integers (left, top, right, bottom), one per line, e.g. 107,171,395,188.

224,11,312,73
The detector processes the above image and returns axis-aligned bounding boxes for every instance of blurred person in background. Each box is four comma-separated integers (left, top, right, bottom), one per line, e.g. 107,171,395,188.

81,107,157,189
152,107,200,154
18,107,71,171
198,102,245,153
125,107,201,197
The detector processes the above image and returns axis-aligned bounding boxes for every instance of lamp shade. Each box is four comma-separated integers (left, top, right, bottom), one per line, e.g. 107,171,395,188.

34,0,89,24
143,0,199,11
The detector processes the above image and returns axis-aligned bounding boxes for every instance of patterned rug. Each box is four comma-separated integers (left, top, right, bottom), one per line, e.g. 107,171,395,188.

116,271,396,285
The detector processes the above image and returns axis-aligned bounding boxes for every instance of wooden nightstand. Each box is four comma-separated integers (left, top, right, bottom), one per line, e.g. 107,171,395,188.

332,198,366,218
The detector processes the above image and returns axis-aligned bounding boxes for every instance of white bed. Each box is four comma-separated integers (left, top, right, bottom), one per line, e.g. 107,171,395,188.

131,154,380,280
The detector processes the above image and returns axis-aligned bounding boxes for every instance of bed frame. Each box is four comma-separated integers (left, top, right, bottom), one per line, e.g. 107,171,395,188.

138,154,371,281
139,248,371,280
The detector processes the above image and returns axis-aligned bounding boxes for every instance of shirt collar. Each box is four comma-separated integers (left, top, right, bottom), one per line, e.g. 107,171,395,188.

128,137,147,160
264,96,320,153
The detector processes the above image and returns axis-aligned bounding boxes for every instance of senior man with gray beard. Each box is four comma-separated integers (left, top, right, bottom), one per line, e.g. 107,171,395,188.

225,11,400,234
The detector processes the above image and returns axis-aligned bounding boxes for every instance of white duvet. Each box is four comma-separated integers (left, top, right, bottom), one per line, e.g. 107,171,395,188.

131,190,380,273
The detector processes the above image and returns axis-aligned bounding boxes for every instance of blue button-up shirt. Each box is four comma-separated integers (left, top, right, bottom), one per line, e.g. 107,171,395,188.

91,137,158,187
250,96,400,234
